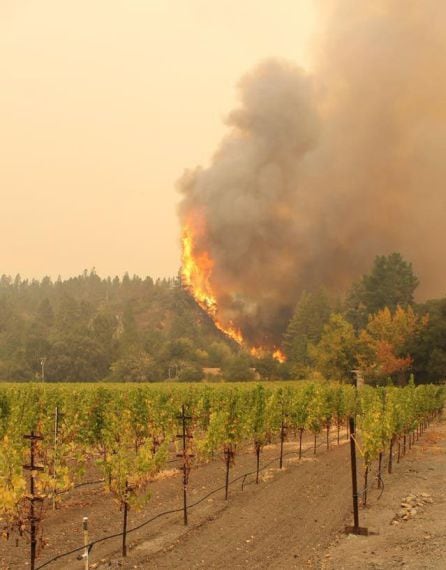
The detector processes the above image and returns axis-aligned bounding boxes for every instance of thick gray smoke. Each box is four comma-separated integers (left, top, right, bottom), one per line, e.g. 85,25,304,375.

178,1,446,347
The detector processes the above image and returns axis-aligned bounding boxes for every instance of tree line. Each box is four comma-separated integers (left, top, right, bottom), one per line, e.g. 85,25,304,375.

0,253,444,383
283,253,445,384
0,271,241,382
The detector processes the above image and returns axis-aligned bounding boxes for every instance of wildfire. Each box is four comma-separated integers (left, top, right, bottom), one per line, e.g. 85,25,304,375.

181,221,286,361
251,347,287,363
272,349,286,363
181,223,244,345
181,224,216,313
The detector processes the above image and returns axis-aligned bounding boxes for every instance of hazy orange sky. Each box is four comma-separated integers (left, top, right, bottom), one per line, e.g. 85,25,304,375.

1,0,315,280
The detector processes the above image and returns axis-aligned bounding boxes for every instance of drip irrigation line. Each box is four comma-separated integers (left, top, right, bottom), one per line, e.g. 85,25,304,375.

73,479,105,490
356,470,385,503
34,433,340,569
34,418,436,570
55,479,106,497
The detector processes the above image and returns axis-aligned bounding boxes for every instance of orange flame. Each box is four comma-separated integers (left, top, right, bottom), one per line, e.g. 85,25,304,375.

250,346,265,358
251,346,287,363
272,349,286,363
181,221,287,361
181,223,243,345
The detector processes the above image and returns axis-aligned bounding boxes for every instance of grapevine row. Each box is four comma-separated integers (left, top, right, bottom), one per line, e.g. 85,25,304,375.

0,381,444,567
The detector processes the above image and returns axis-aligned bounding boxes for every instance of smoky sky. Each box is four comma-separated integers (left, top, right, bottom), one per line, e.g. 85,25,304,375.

178,0,446,347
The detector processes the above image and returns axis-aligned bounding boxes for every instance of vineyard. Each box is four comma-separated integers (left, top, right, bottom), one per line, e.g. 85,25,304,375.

0,381,444,569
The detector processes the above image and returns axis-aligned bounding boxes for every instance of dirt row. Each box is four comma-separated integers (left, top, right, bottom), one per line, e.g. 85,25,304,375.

2,419,444,570
2,430,350,569
321,420,446,570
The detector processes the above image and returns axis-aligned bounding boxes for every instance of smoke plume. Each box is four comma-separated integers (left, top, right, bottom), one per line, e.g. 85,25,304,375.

178,0,446,347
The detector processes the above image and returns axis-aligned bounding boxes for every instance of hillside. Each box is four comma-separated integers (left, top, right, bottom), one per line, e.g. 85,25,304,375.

0,271,238,381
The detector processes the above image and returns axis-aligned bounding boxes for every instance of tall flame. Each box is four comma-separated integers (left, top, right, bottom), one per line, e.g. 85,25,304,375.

181,223,243,345
181,220,286,361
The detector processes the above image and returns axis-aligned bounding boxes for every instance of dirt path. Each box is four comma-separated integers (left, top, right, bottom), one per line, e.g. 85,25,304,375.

116,441,352,569
96,434,351,569
1,431,350,570
3,419,444,570
319,420,446,570
104,419,446,570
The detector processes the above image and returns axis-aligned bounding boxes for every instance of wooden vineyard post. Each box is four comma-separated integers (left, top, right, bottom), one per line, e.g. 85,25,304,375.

298,428,303,460
224,446,234,500
345,370,368,536
377,451,383,489
388,437,394,474
176,405,194,526
122,480,130,557
363,464,369,507
255,442,261,484
119,479,132,558
279,413,287,469
345,416,368,535
52,406,62,511
82,517,89,570
23,431,45,570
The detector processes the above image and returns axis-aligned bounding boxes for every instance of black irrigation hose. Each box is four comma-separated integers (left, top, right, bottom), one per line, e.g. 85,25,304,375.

35,433,339,569
72,479,105,490
37,416,438,570
356,471,385,502
55,479,106,497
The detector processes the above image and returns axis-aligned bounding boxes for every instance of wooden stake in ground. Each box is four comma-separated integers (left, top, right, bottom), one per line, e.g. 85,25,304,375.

23,431,45,570
345,417,368,536
52,407,59,511
224,446,234,500
298,428,304,460
279,414,287,469
255,442,261,484
176,405,194,525
122,482,129,557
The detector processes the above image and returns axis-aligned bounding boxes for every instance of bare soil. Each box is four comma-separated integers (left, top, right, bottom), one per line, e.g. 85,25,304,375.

321,420,446,570
1,420,445,570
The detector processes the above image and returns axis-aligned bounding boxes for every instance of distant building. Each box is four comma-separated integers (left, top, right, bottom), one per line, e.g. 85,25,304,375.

203,367,221,377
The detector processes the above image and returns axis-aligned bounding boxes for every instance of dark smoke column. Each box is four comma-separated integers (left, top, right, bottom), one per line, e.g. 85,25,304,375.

177,59,320,348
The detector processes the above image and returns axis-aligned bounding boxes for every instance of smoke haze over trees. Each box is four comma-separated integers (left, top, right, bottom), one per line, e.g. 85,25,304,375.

0,271,241,382
0,253,444,383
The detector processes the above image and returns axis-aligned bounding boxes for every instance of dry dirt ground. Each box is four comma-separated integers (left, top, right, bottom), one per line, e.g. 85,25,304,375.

1,420,445,570
321,420,446,570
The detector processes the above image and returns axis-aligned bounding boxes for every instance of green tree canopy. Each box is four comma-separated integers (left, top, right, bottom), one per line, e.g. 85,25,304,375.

222,355,255,382
283,289,332,371
346,253,419,329
309,313,358,380
409,299,446,382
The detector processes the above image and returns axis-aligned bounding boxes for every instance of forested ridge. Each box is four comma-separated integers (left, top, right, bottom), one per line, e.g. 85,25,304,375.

0,253,445,383
0,271,238,382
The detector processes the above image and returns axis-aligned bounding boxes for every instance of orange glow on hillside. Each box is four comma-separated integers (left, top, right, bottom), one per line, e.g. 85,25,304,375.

181,223,243,345
272,349,286,363
251,346,287,363
181,220,286,360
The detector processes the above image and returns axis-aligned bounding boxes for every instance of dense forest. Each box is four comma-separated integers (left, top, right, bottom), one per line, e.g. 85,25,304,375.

0,253,444,383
